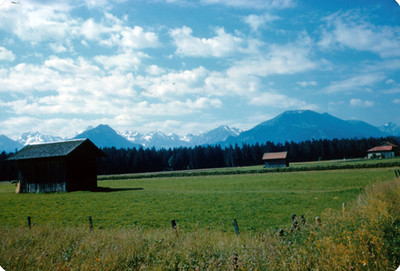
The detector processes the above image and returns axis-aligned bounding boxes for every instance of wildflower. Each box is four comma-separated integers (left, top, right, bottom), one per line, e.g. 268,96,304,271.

96,258,100,262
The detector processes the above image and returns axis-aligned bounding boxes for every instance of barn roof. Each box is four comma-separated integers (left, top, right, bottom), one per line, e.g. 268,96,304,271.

262,151,288,161
7,139,104,160
367,145,395,153
367,142,398,153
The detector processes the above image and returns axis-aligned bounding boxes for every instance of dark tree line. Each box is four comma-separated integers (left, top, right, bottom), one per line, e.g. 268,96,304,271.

0,152,17,181
1,136,398,181
96,136,399,175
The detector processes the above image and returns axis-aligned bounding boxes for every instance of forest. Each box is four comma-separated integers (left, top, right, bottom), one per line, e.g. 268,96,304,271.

1,136,398,181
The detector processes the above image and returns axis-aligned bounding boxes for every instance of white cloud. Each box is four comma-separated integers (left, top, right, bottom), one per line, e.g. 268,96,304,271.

297,81,317,87
49,43,68,53
0,1,76,43
226,43,316,78
200,0,295,9
82,16,160,50
319,11,400,58
82,0,110,9
325,73,386,93
146,65,166,76
0,47,15,61
393,99,400,104
94,50,147,71
386,79,395,84
0,63,62,93
116,26,160,50
170,26,245,57
248,91,315,109
244,13,280,31
0,116,104,139
0,3,159,54
204,70,261,96
350,98,374,107
138,66,209,99
44,56,102,76
0,54,221,130
81,18,105,41
109,97,222,118
202,38,317,97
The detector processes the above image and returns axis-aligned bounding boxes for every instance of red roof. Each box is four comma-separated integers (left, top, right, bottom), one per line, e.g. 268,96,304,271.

262,151,288,160
367,146,395,153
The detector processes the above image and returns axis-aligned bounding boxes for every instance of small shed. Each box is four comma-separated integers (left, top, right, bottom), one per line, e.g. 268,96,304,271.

262,151,289,168
367,142,399,159
7,139,104,193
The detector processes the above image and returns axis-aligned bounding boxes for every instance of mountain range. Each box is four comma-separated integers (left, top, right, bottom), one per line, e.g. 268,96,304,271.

224,110,387,145
1,110,398,152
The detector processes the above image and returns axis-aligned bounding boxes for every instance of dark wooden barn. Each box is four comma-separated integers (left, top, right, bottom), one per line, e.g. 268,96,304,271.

7,139,104,193
262,151,289,168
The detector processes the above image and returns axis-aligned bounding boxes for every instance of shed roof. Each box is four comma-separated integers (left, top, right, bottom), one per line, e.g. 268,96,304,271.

7,139,103,160
367,145,395,153
262,151,288,161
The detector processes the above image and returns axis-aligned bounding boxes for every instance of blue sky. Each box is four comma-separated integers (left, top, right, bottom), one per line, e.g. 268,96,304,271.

0,0,399,139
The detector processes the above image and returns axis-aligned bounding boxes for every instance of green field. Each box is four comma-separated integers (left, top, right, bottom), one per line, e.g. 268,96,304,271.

1,166,397,232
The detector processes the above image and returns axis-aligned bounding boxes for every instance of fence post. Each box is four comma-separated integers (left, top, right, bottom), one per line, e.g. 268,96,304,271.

27,216,31,229
315,216,321,227
342,202,346,216
233,219,240,236
233,253,239,270
299,214,305,226
290,214,298,232
89,216,93,231
171,219,177,230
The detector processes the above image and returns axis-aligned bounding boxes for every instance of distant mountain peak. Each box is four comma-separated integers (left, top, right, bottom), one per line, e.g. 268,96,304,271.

1,110,393,152
282,109,309,115
73,124,139,149
0,135,23,152
226,109,386,145
380,121,400,136
18,131,62,145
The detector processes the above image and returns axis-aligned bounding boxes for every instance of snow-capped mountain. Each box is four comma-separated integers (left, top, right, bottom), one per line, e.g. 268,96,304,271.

121,125,241,149
18,132,63,145
186,125,242,146
73,124,140,149
380,122,400,136
1,110,396,152
120,130,189,149
122,131,192,148
121,130,142,144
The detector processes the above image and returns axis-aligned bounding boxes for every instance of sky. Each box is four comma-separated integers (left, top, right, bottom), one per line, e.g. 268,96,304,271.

0,0,400,140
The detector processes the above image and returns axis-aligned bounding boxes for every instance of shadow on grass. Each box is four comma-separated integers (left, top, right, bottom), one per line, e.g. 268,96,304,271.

91,187,144,192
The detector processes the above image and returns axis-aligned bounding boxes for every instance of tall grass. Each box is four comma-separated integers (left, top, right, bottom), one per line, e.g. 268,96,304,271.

2,178,400,270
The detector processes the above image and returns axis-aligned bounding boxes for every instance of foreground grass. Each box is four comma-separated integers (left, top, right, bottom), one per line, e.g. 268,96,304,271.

1,178,400,270
1,168,397,231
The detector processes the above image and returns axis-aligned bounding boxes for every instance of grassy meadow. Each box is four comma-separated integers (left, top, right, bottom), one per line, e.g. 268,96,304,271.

1,171,400,270
2,160,400,270
0,166,397,231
